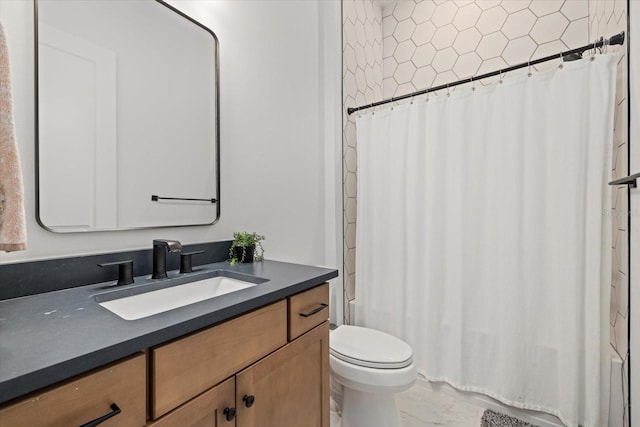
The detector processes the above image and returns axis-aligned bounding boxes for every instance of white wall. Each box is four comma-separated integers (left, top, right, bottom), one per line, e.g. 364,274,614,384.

0,0,343,301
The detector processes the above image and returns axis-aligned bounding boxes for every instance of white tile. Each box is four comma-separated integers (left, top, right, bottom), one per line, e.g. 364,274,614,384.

393,1,416,22
344,46,358,73
356,22,367,47
501,0,531,14
413,21,437,46
345,223,356,249
452,27,482,54
383,77,398,98
610,286,619,325
502,35,537,64
432,47,458,73
344,23,357,48
345,197,357,223
382,2,394,18
529,0,563,17
413,1,437,24
395,18,417,42
614,312,628,357
397,383,484,427
452,3,481,31
356,46,367,70
477,0,501,10
395,82,417,97
476,6,508,35
364,21,376,46
355,68,367,92
432,24,458,49
364,43,375,66
561,17,589,47
365,66,376,88
561,0,588,20
354,0,366,23
395,61,417,84
432,69,457,87
395,40,418,63
477,32,508,59
344,72,357,97
412,43,437,68
383,15,398,38
343,0,357,23
384,36,399,59
614,0,626,22
502,8,537,39
530,13,569,44
413,66,437,89
605,0,615,22
432,1,458,27
364,0,375,23
383,55,399,78
453,52,482,78
345,173,357,198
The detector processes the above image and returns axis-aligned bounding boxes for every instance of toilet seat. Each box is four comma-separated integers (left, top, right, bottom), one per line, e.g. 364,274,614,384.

330,325,413,369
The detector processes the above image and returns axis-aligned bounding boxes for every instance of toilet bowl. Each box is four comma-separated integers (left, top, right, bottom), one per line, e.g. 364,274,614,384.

330,325,417,427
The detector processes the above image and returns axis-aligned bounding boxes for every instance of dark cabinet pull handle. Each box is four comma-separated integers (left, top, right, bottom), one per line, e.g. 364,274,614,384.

223,407,236,421
79,403,121,427
243,394,255,408
299,303,328,318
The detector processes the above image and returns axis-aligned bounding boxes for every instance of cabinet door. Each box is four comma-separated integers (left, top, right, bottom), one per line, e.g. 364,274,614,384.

147,377,236,427
236,322,329,427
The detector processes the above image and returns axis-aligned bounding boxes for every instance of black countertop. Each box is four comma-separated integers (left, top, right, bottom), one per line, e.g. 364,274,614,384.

0,260,338,404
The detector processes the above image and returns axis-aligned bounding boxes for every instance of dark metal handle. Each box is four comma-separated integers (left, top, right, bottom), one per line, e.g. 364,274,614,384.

79,403,121,427
151,195,216,203
180,251,206,274
243,394,255,408
223,407,236,421
609,172,640,188
97,261,134,286
299,303,328,318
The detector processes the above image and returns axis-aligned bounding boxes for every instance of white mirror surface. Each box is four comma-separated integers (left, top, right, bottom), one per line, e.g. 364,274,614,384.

36,0,219,232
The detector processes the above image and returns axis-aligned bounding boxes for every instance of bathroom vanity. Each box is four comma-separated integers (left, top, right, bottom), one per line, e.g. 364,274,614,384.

0,260,337,426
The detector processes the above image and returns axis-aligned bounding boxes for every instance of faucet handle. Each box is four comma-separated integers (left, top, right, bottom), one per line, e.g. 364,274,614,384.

180,251,205,274
98,260,134,286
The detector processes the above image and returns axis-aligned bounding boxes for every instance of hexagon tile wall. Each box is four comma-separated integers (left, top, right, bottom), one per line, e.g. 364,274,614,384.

343,1,630,424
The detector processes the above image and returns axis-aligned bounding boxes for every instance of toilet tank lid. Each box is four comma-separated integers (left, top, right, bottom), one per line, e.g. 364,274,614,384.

330,325,413,367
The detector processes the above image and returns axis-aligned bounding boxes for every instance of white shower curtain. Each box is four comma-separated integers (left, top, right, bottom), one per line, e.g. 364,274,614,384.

355,53,617,427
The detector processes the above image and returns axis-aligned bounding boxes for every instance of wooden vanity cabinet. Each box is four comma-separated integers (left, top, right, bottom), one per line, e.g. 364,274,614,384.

0,283,330,427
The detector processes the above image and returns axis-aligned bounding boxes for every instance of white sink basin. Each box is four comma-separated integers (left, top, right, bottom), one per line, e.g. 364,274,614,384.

98,275,257,320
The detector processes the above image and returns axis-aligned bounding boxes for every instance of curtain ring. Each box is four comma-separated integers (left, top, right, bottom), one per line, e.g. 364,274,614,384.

446,84,451,97
471,76,476,91
499,69,504,84
558,50,564,69
527,61,532,77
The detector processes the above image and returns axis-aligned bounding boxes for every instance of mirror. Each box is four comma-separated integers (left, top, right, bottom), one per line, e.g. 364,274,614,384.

35,0,219,232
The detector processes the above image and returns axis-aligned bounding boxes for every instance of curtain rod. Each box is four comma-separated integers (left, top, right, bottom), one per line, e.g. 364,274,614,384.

347,32,625,116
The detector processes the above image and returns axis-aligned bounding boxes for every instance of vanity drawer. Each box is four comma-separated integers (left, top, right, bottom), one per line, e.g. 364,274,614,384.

151,300,287,419
288,283,329,340
0,353,146,427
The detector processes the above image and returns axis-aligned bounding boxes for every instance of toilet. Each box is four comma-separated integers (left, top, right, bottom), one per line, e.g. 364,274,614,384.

329,325,417,427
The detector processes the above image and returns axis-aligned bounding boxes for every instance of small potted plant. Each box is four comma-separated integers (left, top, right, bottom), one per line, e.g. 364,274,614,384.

229,231,265,265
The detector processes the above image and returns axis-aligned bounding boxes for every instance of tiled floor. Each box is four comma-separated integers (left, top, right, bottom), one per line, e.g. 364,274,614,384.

331,381,484,427
397,382,484,427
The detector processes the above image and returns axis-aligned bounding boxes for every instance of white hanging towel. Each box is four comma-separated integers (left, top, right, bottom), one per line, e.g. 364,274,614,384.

0,21,27,252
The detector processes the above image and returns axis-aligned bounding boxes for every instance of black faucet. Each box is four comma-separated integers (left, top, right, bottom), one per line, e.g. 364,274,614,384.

152,239,182,279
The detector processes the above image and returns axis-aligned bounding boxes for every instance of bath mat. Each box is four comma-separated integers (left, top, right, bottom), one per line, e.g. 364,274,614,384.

481,409,539,427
